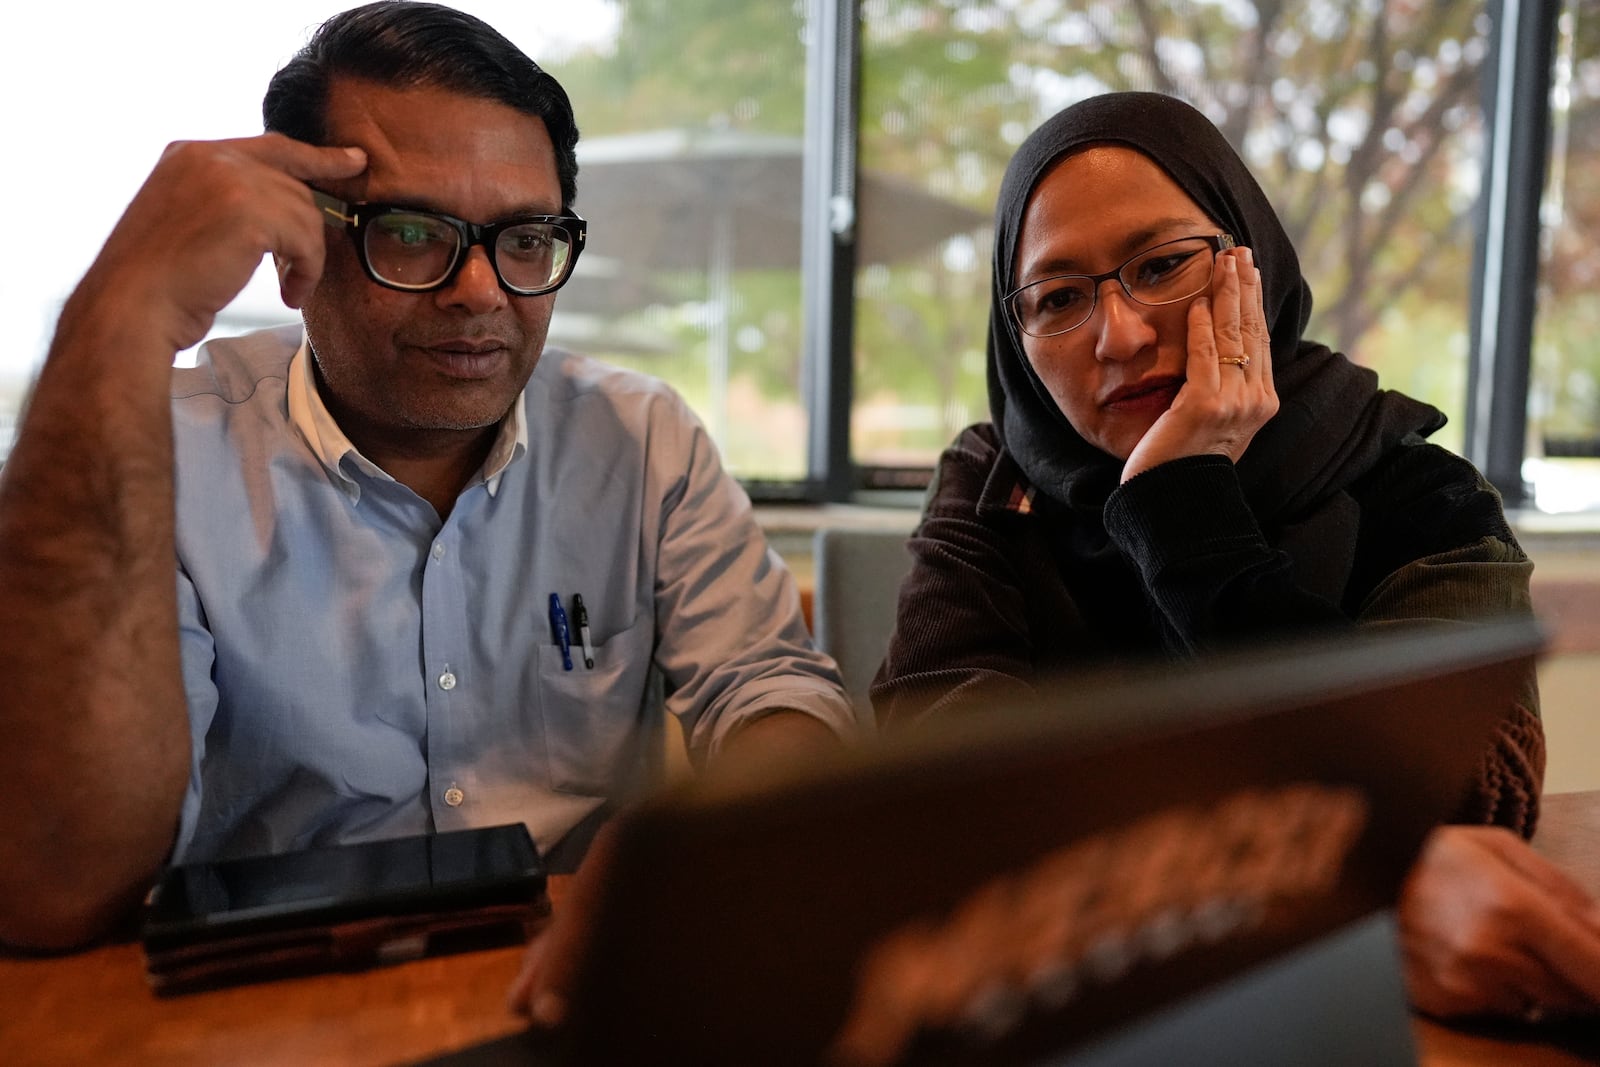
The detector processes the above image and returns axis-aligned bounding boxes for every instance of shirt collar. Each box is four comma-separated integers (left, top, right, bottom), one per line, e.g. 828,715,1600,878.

286,333,528,503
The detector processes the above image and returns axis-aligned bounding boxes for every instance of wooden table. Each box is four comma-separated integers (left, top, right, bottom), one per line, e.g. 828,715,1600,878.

0,939,528,1066
7,805,1600,1066
0,878,573,1067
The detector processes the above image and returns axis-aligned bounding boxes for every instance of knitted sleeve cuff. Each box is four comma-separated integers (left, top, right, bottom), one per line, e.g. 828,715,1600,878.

1104,454,1267,579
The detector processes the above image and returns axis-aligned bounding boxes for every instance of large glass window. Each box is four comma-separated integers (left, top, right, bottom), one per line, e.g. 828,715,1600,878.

0,1,1573,514
1528,0,1600,512
0,1,812,480
552,2,811,480
854,0,1492,475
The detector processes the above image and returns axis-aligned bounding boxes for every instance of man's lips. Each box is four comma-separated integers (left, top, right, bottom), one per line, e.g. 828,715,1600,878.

1102,375,1183,408
424,338,510,356
413,339,512,379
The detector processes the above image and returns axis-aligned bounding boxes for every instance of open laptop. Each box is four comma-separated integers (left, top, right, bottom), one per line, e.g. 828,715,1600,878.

420,616,1544,1067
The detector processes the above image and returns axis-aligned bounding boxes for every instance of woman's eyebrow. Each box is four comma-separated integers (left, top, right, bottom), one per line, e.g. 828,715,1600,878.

1114,217,1217,256
1019,216,1213,281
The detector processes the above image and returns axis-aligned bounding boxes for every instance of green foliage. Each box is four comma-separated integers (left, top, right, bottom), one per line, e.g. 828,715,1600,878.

556,0,807,136
1534,291,1600,440
549,1,1594,473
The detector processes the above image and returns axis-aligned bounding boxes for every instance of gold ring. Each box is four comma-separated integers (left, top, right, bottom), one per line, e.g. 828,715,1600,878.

1219,355,1251,368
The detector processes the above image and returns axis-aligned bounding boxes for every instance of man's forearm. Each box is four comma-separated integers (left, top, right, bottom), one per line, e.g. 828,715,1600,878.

714,709,846,780
0,295,191,950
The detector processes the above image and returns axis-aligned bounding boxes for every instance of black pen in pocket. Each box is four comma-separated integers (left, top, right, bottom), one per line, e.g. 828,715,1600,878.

572,594,596,669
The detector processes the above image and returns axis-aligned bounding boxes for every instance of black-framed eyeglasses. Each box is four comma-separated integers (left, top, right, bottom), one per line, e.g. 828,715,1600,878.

312,190,587,297
1005,234,1237,338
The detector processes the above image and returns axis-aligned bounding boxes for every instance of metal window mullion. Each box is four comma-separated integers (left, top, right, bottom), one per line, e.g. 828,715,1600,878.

801,0,861,502
1466,0,1559,506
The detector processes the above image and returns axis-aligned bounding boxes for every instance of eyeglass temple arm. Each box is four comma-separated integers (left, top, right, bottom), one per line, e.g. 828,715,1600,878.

310,189,355,228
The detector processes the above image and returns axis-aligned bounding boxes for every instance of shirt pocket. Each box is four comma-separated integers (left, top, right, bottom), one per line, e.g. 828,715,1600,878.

536,615,658,797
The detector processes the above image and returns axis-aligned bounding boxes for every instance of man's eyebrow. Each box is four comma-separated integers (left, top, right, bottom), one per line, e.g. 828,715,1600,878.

360,195,566,220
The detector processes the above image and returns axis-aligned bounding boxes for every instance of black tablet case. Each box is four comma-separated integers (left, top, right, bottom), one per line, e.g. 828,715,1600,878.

142,822,547,994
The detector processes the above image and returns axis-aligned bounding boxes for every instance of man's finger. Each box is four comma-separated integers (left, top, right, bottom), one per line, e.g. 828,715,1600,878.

506,827,621,1026
247,133,368,183
507,932,548,1016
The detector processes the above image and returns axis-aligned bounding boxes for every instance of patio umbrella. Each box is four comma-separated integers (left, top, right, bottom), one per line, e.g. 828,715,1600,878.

546,311,676,358
556,255,673,315
568,128,990,443
571,128,990,271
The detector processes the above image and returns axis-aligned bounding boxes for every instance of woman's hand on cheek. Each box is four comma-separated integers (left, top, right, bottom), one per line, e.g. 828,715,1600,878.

1121,246,1278,482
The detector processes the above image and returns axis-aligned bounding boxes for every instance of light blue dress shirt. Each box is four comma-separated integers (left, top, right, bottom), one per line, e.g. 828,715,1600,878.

169,325,852,865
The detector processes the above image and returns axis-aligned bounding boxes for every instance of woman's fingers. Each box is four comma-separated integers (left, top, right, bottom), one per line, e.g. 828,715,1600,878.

1184,295,1222,388
1187,250,1259,385
1234,247,1271,383
1119,245,1278,481
1211,252,1247,368
1400,827,1600,1021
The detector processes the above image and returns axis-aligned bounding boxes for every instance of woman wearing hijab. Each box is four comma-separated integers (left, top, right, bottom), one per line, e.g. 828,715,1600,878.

871,91,1596,1021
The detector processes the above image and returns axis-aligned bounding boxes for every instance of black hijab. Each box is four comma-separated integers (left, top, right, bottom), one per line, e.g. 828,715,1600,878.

987,91,1444,524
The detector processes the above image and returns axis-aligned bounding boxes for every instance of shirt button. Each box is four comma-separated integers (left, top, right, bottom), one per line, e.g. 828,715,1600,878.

431,542,446,561
443,786,464,807
438,670,457,691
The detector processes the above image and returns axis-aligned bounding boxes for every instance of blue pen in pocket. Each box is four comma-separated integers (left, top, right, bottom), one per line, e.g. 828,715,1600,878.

549,593,574,671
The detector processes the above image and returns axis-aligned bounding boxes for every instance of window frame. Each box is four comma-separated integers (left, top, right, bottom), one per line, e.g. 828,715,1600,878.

771,0,1556,506
1465,0,1559,508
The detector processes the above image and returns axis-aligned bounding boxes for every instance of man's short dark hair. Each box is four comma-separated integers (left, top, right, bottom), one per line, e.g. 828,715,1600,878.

263,1,580,212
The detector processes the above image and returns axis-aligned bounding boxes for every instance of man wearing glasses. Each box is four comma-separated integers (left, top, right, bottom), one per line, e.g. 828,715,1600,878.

0,1,852,950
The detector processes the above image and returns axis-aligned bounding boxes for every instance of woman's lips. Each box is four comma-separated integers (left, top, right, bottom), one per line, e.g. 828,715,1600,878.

1103,376,1183,411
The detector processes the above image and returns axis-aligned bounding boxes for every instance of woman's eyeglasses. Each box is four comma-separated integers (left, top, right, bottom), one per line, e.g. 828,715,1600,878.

1006,234,1236,338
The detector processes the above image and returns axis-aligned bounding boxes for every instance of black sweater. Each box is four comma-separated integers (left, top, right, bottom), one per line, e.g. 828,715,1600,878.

872,422,1545,834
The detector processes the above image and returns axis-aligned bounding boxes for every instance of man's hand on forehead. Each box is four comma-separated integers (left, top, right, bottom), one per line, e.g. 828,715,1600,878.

83,134,367,351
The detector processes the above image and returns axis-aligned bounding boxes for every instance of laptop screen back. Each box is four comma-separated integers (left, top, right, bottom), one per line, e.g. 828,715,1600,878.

555,618,1542,1066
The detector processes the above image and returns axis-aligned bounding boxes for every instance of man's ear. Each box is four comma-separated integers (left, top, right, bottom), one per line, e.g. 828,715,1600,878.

275,252,320,310
273,253,294,306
